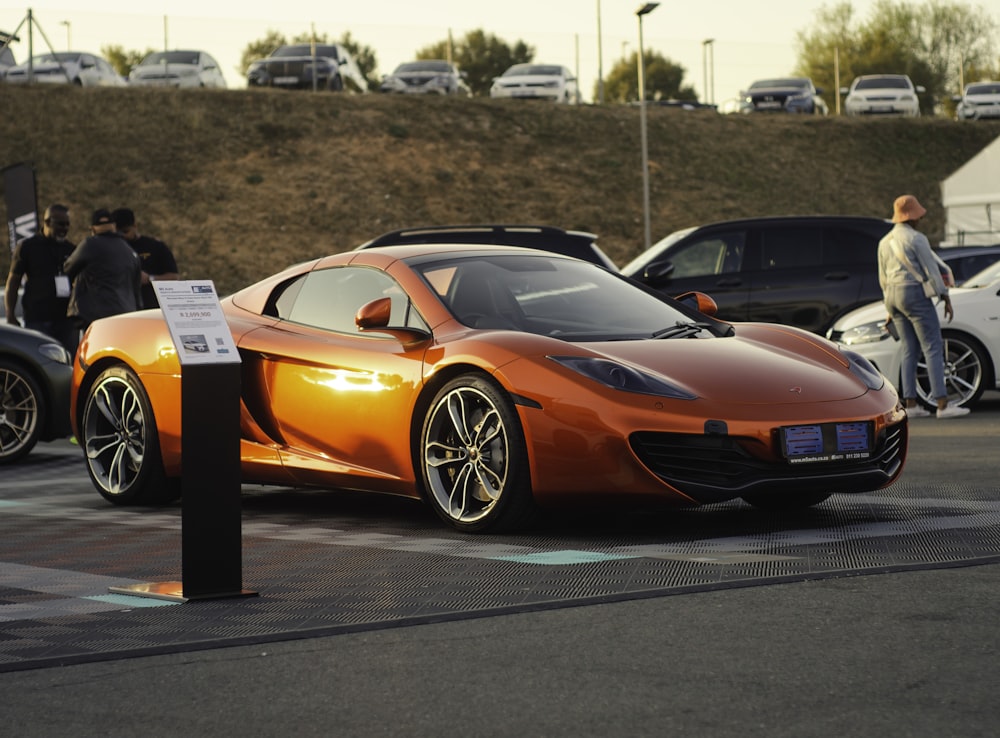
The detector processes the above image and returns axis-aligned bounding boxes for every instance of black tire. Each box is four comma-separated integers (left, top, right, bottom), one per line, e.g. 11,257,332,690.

81,364,178,505
0,358,44,464
914,331,988,408
327,74,343,92
741,490,831,511
420,374,535,532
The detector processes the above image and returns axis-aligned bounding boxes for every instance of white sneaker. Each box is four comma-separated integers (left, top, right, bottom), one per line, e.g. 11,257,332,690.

906,405,932,418
937,403,970,419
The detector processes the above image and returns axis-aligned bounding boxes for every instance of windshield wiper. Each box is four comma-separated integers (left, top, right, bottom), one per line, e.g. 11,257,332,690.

651,321,713,339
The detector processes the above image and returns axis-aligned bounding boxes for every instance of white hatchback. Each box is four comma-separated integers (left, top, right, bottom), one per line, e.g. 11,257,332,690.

129,50,227,88
842,74,924,117
490,63,578,104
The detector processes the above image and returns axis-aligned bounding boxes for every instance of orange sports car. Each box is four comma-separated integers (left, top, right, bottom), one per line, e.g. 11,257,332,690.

70,244,907,532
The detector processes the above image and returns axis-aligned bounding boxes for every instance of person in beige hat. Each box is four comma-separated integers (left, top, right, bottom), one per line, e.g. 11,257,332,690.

877,194,969,419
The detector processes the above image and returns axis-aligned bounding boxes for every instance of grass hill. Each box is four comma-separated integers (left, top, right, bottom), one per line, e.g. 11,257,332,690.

3,85,999,295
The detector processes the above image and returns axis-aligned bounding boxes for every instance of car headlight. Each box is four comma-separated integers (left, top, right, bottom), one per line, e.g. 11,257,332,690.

38,341,71,365
841,348,884,390
549,356,696,399
836,320,890,346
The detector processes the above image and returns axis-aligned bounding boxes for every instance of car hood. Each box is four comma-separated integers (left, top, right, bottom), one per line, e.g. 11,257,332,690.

132,65,197,76
14,61,78,73
498,74,562,85
966,94,1000,103
747,85,808,95
576,324,866,405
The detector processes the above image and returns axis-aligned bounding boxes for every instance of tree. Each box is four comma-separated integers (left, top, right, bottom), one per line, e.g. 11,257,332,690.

101,45,155,78
238,30,380,90
415,29,534,96
599,51,698,103
795,1,998,114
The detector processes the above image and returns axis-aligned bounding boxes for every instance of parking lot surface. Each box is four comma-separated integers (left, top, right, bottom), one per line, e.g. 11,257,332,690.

3,398,999,677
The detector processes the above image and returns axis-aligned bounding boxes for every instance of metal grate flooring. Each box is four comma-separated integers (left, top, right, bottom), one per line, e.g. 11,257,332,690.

2,443,999,672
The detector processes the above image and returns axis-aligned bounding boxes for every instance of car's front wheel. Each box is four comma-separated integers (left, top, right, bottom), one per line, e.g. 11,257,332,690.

81,364,178,505
420,374,535,532
914,331,988,408
0,359,43,464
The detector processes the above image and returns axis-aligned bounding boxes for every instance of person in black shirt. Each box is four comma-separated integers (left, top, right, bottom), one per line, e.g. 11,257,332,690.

4,204,79,354
64,209,142,331
112,208,179,308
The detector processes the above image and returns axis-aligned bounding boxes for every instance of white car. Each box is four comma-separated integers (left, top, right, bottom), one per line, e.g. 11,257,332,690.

841,74,924,117
954,81,1000,120
490,63,578,103
4,52,125,86
129,50,227,88
827,259,1000,408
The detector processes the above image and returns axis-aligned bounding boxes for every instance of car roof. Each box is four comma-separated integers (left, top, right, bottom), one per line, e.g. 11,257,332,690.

684,215,891,232
357,224,618,270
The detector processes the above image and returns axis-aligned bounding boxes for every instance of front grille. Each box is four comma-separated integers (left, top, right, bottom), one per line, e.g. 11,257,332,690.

631,422,906,503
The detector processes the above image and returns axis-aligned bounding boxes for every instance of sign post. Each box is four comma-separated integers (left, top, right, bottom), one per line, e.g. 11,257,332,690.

110,281,255,602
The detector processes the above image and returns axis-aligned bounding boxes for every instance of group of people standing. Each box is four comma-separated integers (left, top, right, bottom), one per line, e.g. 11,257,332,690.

4,204,178,356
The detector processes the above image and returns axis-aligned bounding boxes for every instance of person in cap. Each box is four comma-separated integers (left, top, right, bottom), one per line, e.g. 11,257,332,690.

3,203,79,354
111,207,179,309
877,194,969,419
63,209,143,332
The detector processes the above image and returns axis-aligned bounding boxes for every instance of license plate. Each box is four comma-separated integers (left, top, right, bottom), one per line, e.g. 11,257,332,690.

757,101,782,109
780,422,871,464
274,76,298,85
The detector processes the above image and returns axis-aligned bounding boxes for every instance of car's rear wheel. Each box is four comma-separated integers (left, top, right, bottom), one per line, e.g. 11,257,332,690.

914,332,988,408
327,74,343,91
420,374,535,532
741,490,831,511
0,359,43,464
82,364,178,505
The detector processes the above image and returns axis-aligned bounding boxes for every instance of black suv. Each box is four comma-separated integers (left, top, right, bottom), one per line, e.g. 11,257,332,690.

622,216,893,334
357,224,619,271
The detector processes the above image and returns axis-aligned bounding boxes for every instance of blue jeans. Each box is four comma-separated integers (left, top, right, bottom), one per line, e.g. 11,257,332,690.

25,318,80,357
884,282,947,401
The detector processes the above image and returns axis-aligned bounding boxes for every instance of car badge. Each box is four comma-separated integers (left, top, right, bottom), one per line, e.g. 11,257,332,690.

789,386,802,394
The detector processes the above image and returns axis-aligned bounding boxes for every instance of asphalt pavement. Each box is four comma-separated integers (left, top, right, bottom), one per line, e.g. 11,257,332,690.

2,394,998,738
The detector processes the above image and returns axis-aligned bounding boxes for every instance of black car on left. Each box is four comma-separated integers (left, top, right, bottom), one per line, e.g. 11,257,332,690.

1,323,73,463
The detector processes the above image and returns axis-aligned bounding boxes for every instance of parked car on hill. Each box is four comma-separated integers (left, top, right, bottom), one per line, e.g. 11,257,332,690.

129,50,227,88
741,77,828,115
953,81,1000,120
4,51,125,86
69,243,906,530
246,43,365,91
379,60,469,96
828,259,1000,408
357,224,618,271
934,244,1000,284
842,74,924,117
0,323,73,464
490,64,578,103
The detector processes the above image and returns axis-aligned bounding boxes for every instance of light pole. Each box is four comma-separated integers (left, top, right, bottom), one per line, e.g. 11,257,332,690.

636,3,658,250
59,20,70,50
702,38,714,105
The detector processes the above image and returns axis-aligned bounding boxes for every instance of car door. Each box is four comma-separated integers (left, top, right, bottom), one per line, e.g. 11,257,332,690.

746,224,874,333
639,227,751,321
236,265,430,491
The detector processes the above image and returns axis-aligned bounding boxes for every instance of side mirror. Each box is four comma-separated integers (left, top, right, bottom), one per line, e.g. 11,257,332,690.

356,297,430,342
815,87,824,95
839,86,849,95
642,260,675,286
916,85,927,94
673,291,718,316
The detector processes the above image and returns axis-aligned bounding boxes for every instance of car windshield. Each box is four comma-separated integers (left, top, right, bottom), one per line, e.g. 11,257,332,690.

961,260,1000,288
415,253,705,340
855,77,909,89
504,64,563,77
620,226,697,275
274,45,338,59
31,53,81,63
397,61,451,73
968,83,1000,95
141,51,199,66
750,78,807,89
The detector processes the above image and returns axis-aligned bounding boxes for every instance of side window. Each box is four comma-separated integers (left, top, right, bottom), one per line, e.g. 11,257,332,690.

279,267,425,334
824,227,877,266
759,227,823,270
668,230,746,278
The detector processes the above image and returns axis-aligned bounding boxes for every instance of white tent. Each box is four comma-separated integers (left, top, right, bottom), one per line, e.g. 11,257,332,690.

940,134,1000,246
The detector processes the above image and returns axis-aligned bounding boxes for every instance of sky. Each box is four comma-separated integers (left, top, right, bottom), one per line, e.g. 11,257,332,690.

3,1,1000,102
